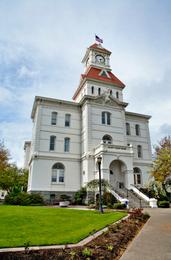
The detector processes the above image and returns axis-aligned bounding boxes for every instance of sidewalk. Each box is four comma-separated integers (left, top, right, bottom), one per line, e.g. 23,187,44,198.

120,208,171,260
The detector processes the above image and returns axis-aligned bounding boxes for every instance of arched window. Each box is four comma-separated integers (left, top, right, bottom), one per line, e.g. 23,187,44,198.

91,86,94,94
137,145,142,158
64,137,70,152
51,163,65,183
102,135,112,144
51,112,57,125
98,88,101,95
102,111,111,125
135,124,140,136
133,167,142,185
126,123,131,135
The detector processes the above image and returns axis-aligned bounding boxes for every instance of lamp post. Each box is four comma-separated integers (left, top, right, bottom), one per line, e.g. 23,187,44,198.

97,156,103,213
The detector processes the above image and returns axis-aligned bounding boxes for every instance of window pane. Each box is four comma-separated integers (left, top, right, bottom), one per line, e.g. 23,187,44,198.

137,174,141,184
58,170,64,183
51,170,57,182
107,112,111,125
135,124,140,136
51,112,57,125
64,138,70,152
65,114,71,127
137,145,142,158
126,123,130,135
102,112,105,124
50,136,56,151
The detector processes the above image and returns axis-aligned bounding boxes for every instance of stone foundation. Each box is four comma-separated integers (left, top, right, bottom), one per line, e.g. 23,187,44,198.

29,190,76,204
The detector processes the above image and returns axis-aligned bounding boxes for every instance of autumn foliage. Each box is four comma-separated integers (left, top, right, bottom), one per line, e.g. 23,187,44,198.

151,136,171,183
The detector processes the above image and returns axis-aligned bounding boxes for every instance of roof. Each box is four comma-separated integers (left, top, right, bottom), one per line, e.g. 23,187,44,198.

89,43,111,54
31,96,79,119
125,111,151,119
73,67,125,100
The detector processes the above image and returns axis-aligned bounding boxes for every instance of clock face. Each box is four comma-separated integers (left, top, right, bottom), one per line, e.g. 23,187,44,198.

95,54,105,64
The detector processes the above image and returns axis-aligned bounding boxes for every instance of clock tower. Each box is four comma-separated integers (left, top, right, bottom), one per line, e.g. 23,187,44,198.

82,43,111,71
72,43,125,102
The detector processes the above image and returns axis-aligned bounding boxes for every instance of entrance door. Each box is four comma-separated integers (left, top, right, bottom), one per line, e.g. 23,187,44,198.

109,160,127,189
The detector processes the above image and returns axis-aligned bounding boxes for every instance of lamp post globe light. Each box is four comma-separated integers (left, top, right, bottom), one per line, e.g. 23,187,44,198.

97,156,103,213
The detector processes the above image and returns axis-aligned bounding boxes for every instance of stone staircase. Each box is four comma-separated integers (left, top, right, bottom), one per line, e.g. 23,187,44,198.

111,187,150,208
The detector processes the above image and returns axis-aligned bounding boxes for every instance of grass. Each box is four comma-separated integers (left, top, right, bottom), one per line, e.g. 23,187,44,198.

0,206,127,248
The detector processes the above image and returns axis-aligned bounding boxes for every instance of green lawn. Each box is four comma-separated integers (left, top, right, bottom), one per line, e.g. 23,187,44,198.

0,206,127,248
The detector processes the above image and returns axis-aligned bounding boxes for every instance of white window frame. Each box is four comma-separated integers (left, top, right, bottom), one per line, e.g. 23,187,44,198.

135,124,140,136
126,123,131,135
64,137,70,152
49,136,56,151
51,112,57,125
51,163,65,184
65,114,71,127
137,145,142,158
102,111,111,125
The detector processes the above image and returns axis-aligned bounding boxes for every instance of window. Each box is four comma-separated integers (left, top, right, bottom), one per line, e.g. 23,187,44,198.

91,86,94,94
51,163,64,183
137,145,142,158
116,91,119,99
110,90,112,95
135,124,140,136
65,114,71,127
102,135,112,144
49,136,56,151
133,167,142,185
101,70,108,77
102,111,111,125
126,123,131,135
64,137,70,152
51,112,57,125
98,88,101,95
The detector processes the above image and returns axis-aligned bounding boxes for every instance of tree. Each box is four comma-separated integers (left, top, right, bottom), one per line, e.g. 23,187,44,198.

0,141,10,172
151,136,171,183
87,179,110,191
0,165,28,193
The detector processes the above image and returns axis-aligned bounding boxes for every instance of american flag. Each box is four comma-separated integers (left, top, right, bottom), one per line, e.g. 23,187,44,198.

95,35,103,44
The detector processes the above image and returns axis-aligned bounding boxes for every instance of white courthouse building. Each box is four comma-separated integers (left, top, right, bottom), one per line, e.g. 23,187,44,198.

24,43,152,201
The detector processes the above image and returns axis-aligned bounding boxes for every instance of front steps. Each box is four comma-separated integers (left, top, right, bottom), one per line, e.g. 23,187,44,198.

111,187,150,208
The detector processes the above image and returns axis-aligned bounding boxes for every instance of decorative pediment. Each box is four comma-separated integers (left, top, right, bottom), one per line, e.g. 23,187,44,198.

92,92,128,108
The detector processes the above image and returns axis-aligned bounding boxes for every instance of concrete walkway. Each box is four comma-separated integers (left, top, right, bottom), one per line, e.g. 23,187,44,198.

120,208,171,260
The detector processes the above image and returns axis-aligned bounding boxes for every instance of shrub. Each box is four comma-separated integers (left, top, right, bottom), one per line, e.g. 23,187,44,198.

103,192,117,206
74,187,87,205
29,193,44,205
4,192,44,206
158,200,170,208
113,202,126,209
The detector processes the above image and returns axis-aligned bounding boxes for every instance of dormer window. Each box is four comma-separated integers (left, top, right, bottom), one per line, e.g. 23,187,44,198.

99,69,110,78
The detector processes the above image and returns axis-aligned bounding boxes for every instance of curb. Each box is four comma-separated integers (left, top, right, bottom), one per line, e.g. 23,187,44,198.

0,215,129,253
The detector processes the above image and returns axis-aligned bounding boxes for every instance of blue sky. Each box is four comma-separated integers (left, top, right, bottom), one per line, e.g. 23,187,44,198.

0,0,171,166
